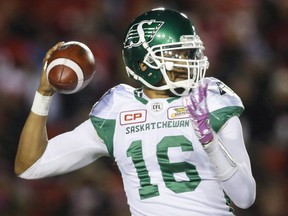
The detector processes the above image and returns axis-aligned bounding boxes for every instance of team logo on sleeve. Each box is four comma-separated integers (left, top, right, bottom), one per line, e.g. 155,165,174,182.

167,106,189,119
120,110,147,125
216,81,235,95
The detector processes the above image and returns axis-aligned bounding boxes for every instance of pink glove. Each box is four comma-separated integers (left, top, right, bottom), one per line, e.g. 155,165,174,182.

183,83,214,145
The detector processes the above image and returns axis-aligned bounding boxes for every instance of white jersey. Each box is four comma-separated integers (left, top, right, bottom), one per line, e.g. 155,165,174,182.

89,77,244,216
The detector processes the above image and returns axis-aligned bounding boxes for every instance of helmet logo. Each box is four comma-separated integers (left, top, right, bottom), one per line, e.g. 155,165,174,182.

124,20,164,48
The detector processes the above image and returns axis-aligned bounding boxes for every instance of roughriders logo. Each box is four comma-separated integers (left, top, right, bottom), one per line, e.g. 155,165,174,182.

123,20,164,48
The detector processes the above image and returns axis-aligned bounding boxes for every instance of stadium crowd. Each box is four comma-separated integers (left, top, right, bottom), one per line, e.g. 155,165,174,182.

0,0,287,215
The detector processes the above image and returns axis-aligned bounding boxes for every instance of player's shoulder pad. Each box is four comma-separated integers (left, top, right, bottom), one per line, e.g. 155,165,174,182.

204,77,244,132
89,84,135,157
89,83,135,118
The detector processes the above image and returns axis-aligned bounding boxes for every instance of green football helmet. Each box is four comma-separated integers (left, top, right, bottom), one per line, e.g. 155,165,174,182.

122,8,209,96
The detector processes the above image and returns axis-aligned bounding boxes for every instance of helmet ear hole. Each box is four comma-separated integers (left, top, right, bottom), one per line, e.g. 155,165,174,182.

139,62,148,71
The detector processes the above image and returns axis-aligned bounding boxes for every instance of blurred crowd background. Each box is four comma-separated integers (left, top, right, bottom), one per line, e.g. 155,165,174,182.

0,0,287,215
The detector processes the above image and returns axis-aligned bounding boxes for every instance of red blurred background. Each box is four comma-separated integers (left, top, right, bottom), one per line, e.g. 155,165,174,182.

0,0,287,215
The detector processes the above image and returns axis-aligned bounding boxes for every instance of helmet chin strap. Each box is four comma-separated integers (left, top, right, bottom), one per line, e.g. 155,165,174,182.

170,87,191,96
160,64,194,96
142,53,195,96
126,65,193,96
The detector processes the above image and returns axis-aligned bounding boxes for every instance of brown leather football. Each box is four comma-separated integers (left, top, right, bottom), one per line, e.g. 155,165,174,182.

46,41,96,94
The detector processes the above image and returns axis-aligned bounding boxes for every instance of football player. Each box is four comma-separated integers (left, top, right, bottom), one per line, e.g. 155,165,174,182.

15,8,256,215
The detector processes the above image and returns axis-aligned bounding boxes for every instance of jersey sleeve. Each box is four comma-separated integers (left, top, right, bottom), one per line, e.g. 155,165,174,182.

205,77,244,132
89,84,135,157
19,119,109,179
89,87,116,156
217,116,256,208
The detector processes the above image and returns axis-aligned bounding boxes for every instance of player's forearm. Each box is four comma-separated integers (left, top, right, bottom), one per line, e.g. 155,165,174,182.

220,163,256,209
205,138,256,208
15,112,49,175
206,117,256,208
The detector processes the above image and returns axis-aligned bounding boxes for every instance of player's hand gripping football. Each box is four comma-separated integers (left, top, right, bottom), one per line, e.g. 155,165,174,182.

183,83,214,145
37,42,65,96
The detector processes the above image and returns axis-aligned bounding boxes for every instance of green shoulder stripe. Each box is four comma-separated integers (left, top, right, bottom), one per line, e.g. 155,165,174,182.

210,106,244,132
90,116,115,157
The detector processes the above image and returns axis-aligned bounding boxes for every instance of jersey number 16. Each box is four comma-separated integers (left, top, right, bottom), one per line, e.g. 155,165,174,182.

127,135,201,199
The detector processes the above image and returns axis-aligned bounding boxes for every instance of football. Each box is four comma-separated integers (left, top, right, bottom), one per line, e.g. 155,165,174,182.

46,41,96,94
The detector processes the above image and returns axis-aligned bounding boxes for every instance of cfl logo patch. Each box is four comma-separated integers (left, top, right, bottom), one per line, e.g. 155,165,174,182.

151,102,163,112
120,110,147,125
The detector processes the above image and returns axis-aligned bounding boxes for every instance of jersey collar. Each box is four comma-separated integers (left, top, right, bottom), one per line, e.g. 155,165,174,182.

133,88,180,104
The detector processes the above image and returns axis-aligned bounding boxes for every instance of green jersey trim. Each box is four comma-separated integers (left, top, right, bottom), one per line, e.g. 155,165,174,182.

210,106,244,132
224,192,234,213
167,97,180,103
90,116,115,157
134,89,148,104
135,95,149,105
